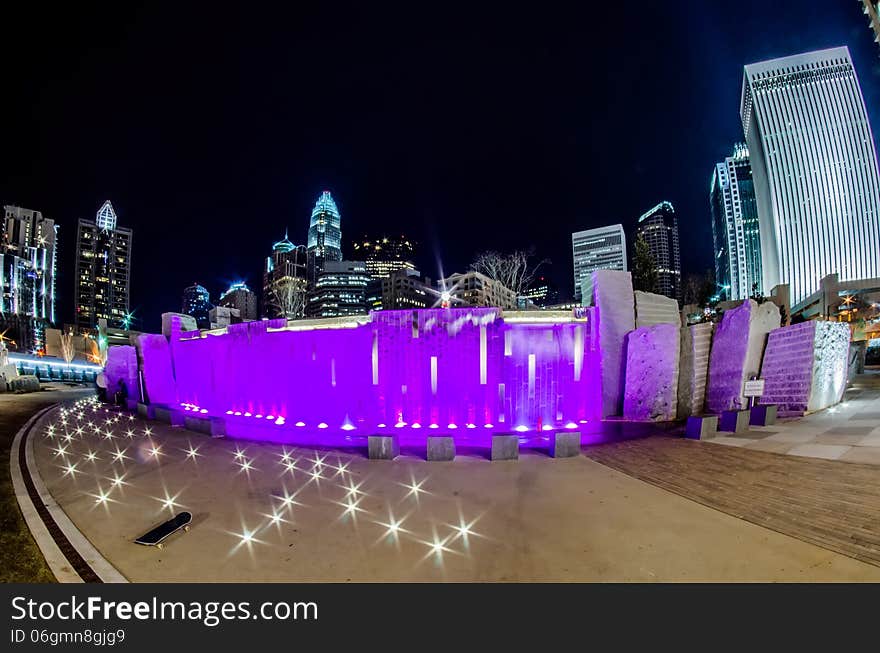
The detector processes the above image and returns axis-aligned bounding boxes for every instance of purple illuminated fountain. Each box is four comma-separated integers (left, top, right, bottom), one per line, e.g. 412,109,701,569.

137,308,601,448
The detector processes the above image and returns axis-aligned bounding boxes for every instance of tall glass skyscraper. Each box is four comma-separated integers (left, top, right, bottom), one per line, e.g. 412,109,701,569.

636,202,682,302
571,224,627,304
306,191,342,284
181,283,211,329
741,46,880,305
710,143,761,301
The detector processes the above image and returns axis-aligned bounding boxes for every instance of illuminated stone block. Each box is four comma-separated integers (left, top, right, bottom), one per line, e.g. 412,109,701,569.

685,415,718,440
623,323,680,421
759,321,850,416
125,398,138,412
750,404,777,426
104,345,139,402
137,402,156,419
634,291,680,328
719,409,749,433
184,415,226,437
426,435,455,461
137,334,177,406
549,431,580,458
677,322,714,418
154,405,185,427
589,269,635,417
706,299,780,412
368,435,399,460
491,433,519,461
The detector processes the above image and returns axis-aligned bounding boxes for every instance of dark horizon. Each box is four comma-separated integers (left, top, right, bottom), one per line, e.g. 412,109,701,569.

3,2,879,332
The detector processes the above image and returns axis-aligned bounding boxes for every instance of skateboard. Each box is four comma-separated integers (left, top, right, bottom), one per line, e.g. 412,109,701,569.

134,511,192,549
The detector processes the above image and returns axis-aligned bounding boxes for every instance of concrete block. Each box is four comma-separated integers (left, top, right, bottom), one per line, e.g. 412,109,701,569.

104,345,139,403
184,415,226,437
677,322,714,419
491,433,519,460
589,269,635,417
685,415,718,440
426,435,455,461
760,321,850,415
368,435,400,460
706,299,780,412
138,333,178,406
161,312,197,339
634,290,680,328
623,323,680,421
155,405,185,426
137,402,156,419
750,404,777,426
125,398,138,412
549,431,580,458
719,409,750,433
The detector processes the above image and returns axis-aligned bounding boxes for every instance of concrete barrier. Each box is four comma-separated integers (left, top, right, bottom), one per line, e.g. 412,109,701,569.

426,435,455,461
719,409,750,433
368,435,399,460
491,433,519,460
685,415,718,440
548,431,580,458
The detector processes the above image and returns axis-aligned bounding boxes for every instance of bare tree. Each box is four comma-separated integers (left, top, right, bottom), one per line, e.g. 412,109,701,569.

470,249,548,298
268,278,308,319
60,331,76,377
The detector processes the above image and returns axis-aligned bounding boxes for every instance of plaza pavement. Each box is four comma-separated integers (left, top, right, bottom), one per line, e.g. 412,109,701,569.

22,394,880,582
707,369,880,464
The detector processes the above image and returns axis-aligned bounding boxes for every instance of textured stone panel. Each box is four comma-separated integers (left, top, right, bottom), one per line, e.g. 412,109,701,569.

161,312,197,339
589,269,635,417
706,299,780,412
138,333,178,406
677,322,714,418
760,321,850,415
634,291,680,328
104,345,139,402
623,323,680,421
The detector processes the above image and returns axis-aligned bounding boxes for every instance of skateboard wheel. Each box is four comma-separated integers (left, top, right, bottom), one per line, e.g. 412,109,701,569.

157,543,164,550
184,526,190,532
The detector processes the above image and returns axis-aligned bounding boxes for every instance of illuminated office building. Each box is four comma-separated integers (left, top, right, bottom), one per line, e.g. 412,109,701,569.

219,282,258,322
571,224,626,304
182,283,211,330
710,143,761,301
636,202,682,303
1,205,57,351
263,231,308,319
741,46,880,304
307,260,370,318
306,191,342,284
74,201,133,331
352,235,416,280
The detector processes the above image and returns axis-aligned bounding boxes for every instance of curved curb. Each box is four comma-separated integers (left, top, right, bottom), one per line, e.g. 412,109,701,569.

10,402,128,583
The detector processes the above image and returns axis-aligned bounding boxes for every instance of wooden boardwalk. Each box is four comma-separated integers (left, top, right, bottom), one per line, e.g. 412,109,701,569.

584,437,880,568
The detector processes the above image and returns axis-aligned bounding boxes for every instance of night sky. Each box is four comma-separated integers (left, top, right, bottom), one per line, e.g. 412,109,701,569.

3,2,879,332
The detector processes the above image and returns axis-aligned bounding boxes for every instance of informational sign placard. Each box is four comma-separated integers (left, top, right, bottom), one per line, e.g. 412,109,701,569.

743,379,765,397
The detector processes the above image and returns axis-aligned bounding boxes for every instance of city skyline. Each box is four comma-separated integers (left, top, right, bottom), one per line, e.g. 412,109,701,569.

2,2,879,331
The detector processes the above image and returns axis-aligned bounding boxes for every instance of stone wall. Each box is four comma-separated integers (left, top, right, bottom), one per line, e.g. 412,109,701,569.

760,321,849,415
137,334,177,406
706,299,780,412
104,345,139,402
677,322,713,418
634,291,680,328
623,323,680,421
589,269,635,417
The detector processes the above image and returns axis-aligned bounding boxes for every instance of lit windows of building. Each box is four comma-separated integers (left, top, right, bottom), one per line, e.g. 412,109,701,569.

571,224,626,304
636,202,682,303
438,271,517,310
219,282,258,322
352,235,417,280
181,283,212,330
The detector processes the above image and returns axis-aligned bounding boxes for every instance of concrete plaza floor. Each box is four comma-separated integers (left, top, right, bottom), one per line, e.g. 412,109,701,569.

708,369,880,464
25,396,880,581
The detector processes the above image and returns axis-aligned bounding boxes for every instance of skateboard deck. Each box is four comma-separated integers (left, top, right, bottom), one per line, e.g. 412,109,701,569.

135,511,192,549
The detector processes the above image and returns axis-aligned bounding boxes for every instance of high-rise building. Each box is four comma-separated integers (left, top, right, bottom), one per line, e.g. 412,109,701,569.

306,191,342,284
571,225,626,304
862,1,880,48
636,202,682,302
710,143,761,301
741,46,880,305
438,271,518,310
307,261,370,318
218,282,258,321
1,206,58,351
181,283,211,329
263,231,308,319
74,201,133,331
351,235,417,280
518,275,559,309
381,268,433,310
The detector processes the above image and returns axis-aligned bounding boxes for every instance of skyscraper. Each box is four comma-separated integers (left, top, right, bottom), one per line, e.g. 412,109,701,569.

181,283,211,329
710,143,761,301
571,224,627,304
636,202,682,302
307,261,370,318
262,231,308,319
351,235,416,280
1,205,58,351
74,201,133,331
741,46,880,305
219,282,258,321
862,1,880,48
306,191,342,284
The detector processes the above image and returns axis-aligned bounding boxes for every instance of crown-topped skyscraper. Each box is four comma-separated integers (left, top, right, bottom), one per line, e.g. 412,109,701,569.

306,191,342,285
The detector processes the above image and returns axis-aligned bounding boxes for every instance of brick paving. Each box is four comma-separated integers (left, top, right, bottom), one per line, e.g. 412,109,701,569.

584,434,880,567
